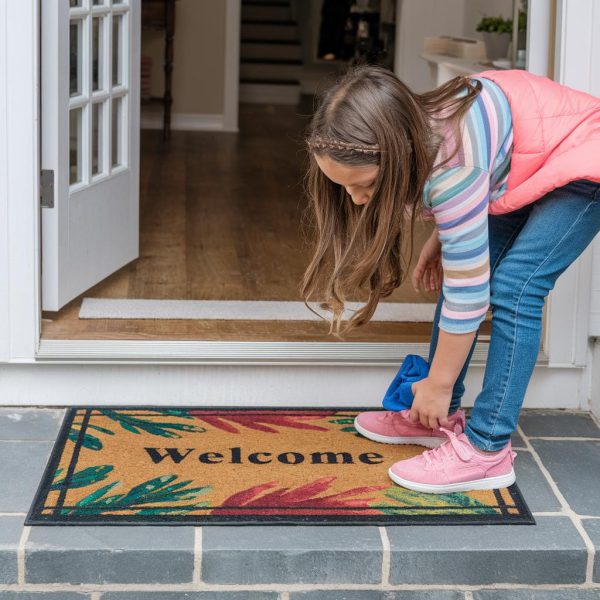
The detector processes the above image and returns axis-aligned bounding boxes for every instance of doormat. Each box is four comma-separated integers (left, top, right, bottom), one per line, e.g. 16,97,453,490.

26,407,534,526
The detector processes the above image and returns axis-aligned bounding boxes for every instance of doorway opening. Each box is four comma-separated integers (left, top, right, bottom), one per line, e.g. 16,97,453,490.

41,0,497,344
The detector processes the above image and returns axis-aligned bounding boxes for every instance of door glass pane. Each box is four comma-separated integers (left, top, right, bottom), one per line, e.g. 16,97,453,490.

112,15,123,87
92,102,104,176
69,20,83,97
111,97,123,168
69,108,83,185
92,17,104,91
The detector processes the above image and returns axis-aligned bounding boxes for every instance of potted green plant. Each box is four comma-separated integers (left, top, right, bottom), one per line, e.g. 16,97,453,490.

476,12,526,61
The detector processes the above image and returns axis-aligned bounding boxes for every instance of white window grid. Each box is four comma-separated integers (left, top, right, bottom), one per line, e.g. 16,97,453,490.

69,0,130,192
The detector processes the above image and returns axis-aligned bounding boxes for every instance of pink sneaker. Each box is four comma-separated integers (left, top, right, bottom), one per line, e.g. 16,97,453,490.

354,408,466,447
388,427,517,493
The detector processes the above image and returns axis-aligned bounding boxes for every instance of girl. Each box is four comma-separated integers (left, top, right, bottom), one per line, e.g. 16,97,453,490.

301,63,600,494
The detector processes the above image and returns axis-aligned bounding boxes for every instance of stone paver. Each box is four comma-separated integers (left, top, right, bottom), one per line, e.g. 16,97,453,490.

289,592,466,599
385,516,587,585
519,410,600,438
0,441,55,512
474,590,600,599
101,593,278,600
531,440,600,516
510,429,527,448
201,525,382,584
582,518,600,583
25,525,195,584
0,515,25,584
0,407,66,440
513,449,561,512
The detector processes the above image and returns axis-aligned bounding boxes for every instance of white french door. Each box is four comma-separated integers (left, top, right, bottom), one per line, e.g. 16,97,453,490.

41,0,140,311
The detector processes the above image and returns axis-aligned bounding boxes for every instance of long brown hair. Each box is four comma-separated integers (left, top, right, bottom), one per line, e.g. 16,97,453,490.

300,63,481,337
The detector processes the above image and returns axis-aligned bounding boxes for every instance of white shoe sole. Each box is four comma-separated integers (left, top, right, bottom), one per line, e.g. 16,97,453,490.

354,416,446,448
387,467,516,494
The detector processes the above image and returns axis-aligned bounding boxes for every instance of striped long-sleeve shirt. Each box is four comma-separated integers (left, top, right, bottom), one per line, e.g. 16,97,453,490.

422,76,514,334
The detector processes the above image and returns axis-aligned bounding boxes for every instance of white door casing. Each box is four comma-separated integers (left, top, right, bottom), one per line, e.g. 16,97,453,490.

41,0,140,311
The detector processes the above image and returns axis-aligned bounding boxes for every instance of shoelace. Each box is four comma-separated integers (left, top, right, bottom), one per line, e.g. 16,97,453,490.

421,427,473,467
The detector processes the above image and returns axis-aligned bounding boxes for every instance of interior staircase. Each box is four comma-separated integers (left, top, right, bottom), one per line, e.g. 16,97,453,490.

240,0,303,104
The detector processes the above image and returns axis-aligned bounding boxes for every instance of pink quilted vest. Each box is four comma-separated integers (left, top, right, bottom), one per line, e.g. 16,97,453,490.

474,69,600,215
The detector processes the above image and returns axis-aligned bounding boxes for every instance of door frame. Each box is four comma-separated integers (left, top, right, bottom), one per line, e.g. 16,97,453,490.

0,0,597,406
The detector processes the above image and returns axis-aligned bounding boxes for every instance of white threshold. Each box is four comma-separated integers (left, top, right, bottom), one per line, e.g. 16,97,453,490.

79,298,437,322
34,337,551,367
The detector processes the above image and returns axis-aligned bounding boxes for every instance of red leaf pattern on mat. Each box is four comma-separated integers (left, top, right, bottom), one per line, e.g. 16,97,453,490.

188,412,337,433
215,476,388,516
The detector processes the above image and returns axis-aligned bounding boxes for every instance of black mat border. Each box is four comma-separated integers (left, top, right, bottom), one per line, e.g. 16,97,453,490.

25,405,536,527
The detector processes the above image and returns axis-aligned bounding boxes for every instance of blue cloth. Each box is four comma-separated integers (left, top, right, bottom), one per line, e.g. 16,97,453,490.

381,354,430,411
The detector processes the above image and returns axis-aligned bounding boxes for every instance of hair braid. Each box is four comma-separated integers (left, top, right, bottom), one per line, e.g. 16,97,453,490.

308,135,381,155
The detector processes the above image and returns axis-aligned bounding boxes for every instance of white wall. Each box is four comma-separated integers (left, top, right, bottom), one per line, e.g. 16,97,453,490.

0,0,40,363
142,0,227,115
395,0,466,92
0,0,8,361
463,0,513,40
591,247,600,337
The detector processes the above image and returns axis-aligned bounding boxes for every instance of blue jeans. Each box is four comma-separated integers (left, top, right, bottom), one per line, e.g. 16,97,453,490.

427,179,600,451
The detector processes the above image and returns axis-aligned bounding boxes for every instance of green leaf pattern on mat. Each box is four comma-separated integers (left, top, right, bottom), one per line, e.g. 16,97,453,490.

373,486,497,515
50,465,113,490
68,409,206,451
327,417,360,436
52,467,212,516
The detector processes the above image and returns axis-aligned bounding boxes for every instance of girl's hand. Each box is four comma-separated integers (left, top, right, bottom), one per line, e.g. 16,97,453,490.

412,228,443,293
409,377,452,430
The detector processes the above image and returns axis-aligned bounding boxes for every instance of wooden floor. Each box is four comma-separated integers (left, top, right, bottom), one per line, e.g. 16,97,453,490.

41,102,491,342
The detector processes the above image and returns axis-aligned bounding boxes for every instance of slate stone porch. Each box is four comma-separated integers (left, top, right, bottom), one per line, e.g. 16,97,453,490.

1,406,600,599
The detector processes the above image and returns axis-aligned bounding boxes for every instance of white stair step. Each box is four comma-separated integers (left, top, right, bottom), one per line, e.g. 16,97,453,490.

241,22,299,40
241,40,302,61
240,60,302,81
239,81,300,104
242,4,292,21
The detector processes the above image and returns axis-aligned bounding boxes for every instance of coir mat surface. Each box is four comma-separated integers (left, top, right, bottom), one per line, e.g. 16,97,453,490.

26,406,535,526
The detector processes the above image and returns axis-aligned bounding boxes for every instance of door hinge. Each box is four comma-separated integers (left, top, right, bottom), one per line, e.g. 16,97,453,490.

40,169,54,208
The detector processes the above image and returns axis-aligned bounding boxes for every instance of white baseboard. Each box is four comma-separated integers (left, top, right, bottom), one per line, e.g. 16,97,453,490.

141,112,236,132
